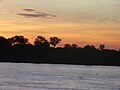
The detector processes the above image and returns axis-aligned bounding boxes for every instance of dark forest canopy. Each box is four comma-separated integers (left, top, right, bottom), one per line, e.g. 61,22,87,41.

0,35,120,66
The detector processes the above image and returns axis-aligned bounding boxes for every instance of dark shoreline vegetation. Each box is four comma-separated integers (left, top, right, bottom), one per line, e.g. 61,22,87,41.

0,35,120,66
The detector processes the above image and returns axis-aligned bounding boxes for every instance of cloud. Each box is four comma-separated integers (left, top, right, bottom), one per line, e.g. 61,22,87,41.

35,11,56,17
17,8,56,19
23,9,35,12
17,13,56,19
17,13,46,18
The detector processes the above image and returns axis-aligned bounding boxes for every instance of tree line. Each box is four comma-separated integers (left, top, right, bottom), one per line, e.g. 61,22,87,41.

0,35,61,48
0,35,107,50
0,35,120,66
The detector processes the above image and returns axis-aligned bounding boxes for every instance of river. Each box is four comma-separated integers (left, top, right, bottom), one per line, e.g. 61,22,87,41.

0,63,120,90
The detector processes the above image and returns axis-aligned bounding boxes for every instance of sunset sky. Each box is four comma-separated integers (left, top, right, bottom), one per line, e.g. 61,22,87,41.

0,0,120,49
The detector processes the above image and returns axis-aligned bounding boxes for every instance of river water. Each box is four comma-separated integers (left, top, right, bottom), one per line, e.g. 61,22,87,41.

0,63,120,90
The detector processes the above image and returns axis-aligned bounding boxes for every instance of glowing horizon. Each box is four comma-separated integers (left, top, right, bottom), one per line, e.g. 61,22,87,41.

0,0,120,49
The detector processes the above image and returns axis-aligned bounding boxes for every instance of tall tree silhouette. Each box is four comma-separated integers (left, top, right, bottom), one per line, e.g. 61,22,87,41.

34,36,50,48
0,36,10,47
8,35,29,46
50,37,61,48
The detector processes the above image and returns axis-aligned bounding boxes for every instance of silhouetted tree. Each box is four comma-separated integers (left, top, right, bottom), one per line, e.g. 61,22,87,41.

50,37,61,48
99,44,105,50
72,44,78,48
0,36,10,47
64,44,79,49
34,36,50,48
84,45,96,50
64,44,72,48
8,35,29,46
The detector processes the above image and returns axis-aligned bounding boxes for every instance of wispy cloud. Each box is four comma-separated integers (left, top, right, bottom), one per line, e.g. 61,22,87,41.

17,13,56,18
35,11,56,17
17,8,57,19
23,8,35,12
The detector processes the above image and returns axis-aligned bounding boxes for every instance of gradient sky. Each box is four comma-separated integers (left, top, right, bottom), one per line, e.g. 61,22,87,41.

0,0,120,49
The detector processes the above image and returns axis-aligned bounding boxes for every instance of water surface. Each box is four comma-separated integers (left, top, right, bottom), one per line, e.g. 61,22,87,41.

0,63,120,90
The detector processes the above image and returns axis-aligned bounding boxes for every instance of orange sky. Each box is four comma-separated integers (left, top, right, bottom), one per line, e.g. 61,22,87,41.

0,0,120,49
